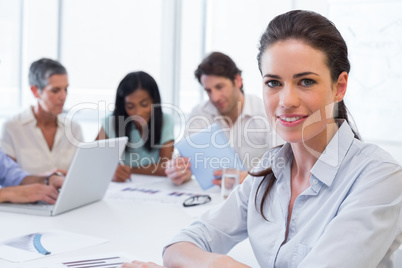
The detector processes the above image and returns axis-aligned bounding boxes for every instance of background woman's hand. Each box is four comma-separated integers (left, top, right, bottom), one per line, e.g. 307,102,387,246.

164,157,192,185
113,164,132,182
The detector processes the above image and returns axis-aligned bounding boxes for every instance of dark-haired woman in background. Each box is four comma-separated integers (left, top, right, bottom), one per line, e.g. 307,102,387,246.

96,71,174,181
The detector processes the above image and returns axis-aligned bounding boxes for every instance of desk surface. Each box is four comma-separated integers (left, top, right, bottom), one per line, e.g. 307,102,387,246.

3,176,402,267
0,175,260,267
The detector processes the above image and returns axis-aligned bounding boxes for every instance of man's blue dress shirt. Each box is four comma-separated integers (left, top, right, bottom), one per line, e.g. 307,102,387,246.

0,149,29,187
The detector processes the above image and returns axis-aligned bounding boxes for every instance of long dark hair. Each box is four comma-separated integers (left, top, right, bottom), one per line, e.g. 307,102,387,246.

254,10,360,220
113,71,163,152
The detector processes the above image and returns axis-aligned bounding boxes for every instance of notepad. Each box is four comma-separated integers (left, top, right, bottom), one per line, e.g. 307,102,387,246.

175,123,245,190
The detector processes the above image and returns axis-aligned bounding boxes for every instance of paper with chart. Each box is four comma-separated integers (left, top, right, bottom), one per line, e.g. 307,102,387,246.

106,177,223,218
60,255,128,268
0,230,108,262
106,176,219,205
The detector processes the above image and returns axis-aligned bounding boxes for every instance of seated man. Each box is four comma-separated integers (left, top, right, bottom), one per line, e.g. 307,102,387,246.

0,149,63,204
166,52,280,185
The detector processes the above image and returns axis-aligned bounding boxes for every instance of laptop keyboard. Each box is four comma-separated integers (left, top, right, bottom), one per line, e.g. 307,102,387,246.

2,202,54,210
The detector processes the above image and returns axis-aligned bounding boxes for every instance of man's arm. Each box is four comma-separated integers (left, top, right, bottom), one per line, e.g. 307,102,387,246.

0,173,65,204
0,183,59,204
19,173,64,189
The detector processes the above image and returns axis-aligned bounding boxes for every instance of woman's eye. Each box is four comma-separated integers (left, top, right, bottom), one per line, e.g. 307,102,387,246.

266,80,281,87
301,79,315,86
140,101,150,107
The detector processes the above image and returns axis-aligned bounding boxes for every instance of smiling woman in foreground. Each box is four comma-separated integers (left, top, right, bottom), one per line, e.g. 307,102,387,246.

124,10,402,268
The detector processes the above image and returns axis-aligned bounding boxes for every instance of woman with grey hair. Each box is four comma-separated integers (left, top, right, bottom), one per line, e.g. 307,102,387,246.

1,58,83,176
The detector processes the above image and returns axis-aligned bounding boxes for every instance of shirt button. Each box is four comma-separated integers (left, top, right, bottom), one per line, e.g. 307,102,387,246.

312,179,318,184
292,215,296,221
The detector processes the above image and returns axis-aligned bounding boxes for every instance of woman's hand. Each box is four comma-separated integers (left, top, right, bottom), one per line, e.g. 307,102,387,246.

49,168,67,176
113,164,132,182
164,157,192,185
48,173,65,189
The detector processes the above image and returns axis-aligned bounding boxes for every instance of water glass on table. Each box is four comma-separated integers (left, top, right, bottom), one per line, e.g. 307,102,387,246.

221,168,240,199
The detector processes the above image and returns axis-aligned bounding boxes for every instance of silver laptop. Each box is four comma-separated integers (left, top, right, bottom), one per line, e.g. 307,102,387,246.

0,137,128,216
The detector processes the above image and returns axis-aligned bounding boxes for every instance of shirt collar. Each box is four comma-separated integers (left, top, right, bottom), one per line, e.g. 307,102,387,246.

256,120,355,186
255,143,292,181
20,106,65,127
310,119,355,187
240,94,255,118
271,143,293,181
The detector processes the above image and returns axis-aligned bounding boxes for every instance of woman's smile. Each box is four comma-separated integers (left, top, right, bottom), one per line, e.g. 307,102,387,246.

277,114,308,127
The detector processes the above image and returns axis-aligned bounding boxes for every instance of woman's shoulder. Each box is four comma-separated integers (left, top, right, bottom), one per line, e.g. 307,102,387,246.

99,112,114,124
102,112,114,119
351,139,400,167
162,113,174,126
343,140,402,189
3,107,33,127
162,112,173,120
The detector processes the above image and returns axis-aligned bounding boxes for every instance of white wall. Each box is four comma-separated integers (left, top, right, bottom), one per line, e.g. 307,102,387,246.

0,0,401,164
327,0,402,163
201,0,402,164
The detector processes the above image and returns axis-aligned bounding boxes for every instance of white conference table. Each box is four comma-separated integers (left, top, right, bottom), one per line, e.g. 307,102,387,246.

0,175,260,268
2,175,402,267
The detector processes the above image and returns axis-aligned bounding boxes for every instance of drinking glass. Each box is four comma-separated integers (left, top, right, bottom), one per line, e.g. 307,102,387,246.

221,168,240,199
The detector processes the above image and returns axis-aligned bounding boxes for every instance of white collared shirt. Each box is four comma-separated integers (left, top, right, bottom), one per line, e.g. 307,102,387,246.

184,94,282,170
167,121,402,267
0,107,83,174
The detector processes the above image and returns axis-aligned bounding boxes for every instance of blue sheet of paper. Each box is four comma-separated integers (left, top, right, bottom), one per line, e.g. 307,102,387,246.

175,123,245,190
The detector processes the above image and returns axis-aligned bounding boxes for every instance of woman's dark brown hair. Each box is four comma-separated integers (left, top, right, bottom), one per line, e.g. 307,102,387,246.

254,10,360,220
